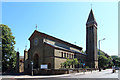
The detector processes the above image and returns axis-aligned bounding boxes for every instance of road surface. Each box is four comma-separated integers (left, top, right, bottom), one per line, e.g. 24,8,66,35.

1,69,119,80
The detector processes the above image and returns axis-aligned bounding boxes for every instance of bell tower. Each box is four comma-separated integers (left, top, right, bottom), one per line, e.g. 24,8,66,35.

86,9,98,69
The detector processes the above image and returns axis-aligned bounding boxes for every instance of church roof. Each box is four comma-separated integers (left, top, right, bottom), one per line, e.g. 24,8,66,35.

86,9,97,26
44,42,85,55
29,30,82,50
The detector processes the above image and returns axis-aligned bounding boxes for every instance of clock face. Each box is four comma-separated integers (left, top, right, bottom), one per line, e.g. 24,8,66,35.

34,38,38,45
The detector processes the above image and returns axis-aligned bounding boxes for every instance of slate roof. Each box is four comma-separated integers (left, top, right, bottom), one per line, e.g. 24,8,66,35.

44,42,86,55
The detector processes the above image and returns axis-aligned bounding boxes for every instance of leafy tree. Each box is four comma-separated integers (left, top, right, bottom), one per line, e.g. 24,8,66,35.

81,50,84,53
111,55,120,67
62,58,72,68
98,49,114,68
66,58,72,68
98,55,109,68
0,24,16,72
62,58,79,69
107,57,113,67
72,58,79,65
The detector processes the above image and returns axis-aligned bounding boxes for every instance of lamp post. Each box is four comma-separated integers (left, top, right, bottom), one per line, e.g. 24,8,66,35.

31,61,33,76
98,38,105,71
91,63,92,73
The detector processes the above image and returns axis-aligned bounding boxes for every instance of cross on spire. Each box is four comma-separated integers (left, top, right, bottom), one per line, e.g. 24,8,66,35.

74,42,76,45
35,24,37,30
25,45,27,50
91,3,92,9
17,48,19,52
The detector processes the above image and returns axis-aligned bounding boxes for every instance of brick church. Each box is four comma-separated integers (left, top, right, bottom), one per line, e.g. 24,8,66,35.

16,9,98,74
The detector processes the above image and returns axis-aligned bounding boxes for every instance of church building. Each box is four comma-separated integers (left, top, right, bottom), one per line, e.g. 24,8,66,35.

23,9,98,74
24,30,86,74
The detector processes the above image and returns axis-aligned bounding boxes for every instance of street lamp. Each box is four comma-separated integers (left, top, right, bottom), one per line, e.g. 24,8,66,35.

98,38,105,71
31,61,33,76
98,38,105,55
91,63,92,73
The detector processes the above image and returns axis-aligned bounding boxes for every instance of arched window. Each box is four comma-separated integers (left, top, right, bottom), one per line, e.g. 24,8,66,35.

33,54,39,68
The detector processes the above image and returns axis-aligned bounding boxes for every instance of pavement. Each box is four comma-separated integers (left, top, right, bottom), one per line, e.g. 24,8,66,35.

61,69,119,78
1,69,119,80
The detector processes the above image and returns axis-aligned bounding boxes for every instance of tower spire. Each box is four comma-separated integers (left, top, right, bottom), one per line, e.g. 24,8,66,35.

86,9,97,26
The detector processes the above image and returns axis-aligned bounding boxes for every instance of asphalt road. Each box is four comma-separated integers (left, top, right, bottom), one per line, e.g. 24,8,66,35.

1,69,119,80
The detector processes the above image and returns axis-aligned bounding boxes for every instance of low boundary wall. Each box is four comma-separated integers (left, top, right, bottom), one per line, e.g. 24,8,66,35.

33,68,98,75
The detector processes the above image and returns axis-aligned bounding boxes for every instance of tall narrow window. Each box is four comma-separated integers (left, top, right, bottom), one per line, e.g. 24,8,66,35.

72,54,74,58
67,53,68,58
69,54,71,58
69,54,70,58
64,53,66,58
61,52,63,58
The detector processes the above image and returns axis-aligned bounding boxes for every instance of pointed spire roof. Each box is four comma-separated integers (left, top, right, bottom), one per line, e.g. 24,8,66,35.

86,9,97,26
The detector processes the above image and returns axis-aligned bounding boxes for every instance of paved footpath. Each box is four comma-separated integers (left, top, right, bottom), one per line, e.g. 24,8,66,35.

1,69,119,80
61,69,119,78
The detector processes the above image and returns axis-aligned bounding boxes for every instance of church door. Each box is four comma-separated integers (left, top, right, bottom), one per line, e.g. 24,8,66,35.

33,54,39,69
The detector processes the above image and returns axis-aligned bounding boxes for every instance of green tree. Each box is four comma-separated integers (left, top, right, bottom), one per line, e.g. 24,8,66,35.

66,58,72,68
111,55,120,67
81,50,84,53
98,55,109,68
108,57,113,67
98,50,113,68
72,58,79,66
63,58,72,68
62,58,79,69
0,24,16,72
